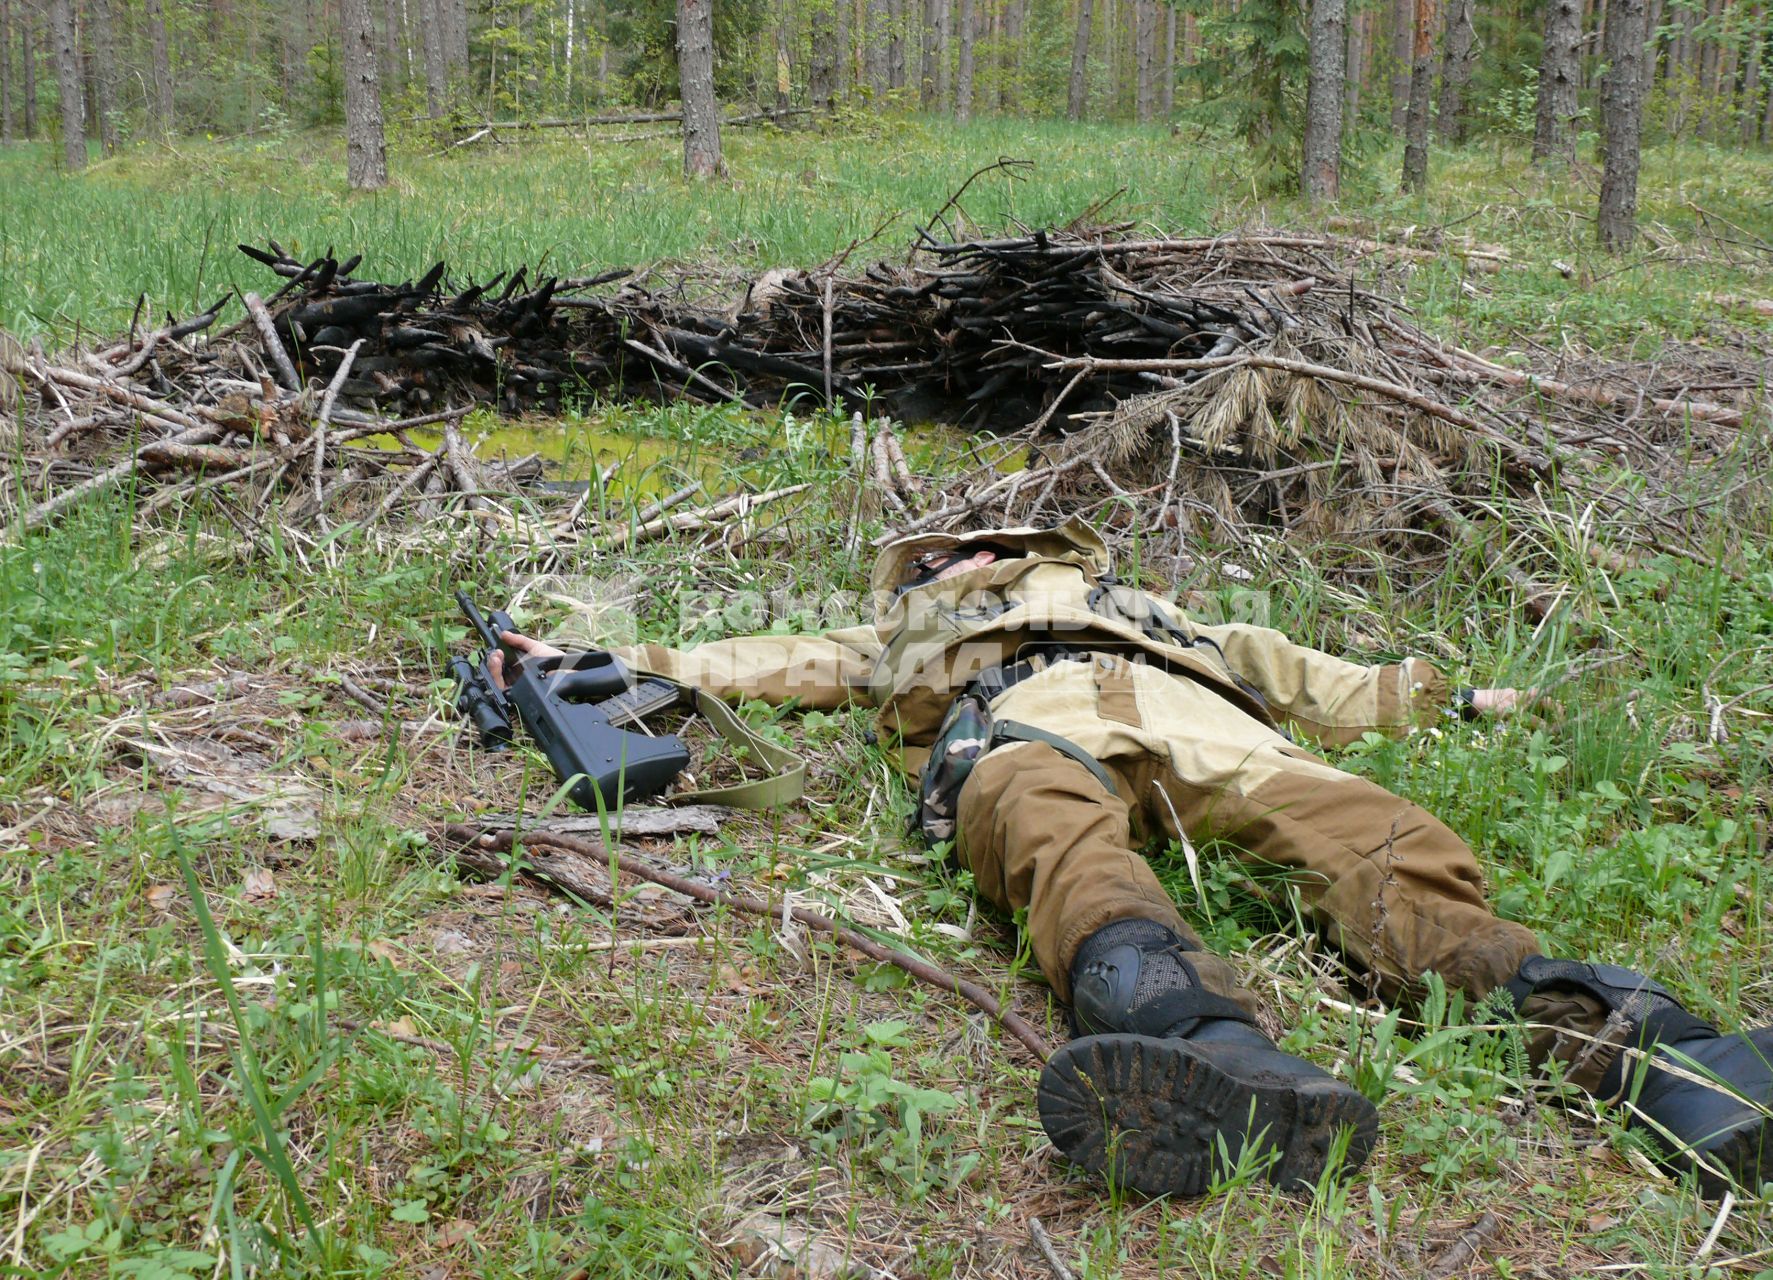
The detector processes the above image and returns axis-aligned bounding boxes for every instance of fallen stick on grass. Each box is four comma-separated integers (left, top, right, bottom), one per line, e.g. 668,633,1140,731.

442,824,1054,1065
595,483,810,551
1423,1212,1501,1280
13,425,226,534
312,338,365,511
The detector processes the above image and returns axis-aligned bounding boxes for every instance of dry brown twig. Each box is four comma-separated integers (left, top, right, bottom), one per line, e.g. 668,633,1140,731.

242,291,303,392
1027,1219,1078,1280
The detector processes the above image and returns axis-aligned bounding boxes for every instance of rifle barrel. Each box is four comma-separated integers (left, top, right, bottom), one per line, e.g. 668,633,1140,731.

455,589,503,652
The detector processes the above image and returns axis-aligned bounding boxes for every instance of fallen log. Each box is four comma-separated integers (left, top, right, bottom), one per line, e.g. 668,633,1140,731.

455,107,812,131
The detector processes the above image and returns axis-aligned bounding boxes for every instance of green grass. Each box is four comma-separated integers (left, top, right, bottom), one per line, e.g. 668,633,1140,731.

0,117,1214,341
2,117,1770,351
3,122,1773,1278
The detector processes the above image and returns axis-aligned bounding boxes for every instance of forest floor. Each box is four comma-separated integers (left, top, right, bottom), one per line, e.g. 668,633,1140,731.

3,121,1773,1279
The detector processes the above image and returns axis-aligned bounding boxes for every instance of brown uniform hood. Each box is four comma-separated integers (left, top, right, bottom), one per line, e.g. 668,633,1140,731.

869,516,1112,618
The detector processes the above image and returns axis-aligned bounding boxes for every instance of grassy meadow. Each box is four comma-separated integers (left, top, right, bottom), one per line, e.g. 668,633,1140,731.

4,118,1773,348
2,120,1773,1279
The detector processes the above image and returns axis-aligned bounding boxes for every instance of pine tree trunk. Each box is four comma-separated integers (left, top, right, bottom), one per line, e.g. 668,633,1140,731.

1673,0,1697,133
145,0,171,131
865,0,888,91
1597,0,1648,248
1716,9,1740,138
1436,0,1474,139
1401,0,1435,190
20,0,34,138
777,0,794,110
1645,0,1664,85
565,0,577,98
0,0,12,143
1764,26,1773,138
1670,0,1689,86
1304,0,1347,199
835,0,850,99
86,0,116,152
1133,0,1154,120
1000,0,1024,110
934,0,950,107
677,0,722,176
1161,2,1175,115
342,0,388,189
382,0,401,82
1389,0,1412,126
1533,0,1581,159
954,0,973,119
596,0,609,95
1067,0,1093,117
920,0,938,105
1344,5,1365,126
1105,0,1118,111
1697,0,1721,136
283,0,312,114
1588,0,1605,93
889,0,907,89
1742,5,1766,143
47,0,80,169
445,0,467,79
421,0,446,115
811,0,838,107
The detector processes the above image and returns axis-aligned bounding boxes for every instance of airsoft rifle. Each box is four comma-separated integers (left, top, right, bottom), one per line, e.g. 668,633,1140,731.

450,589,691,808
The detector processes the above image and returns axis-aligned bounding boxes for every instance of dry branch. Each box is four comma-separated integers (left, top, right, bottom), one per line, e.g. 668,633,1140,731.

28,362,205,432
596,483,810,550
15,426,225,532
1040,349,1553,473
243,291,302,392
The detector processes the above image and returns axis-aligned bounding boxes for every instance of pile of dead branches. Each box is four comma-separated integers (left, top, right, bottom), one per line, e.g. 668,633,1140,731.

3,226,1766,579
896,236,1770,583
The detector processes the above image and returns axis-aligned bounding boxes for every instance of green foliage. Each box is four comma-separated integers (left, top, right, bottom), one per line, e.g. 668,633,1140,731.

1468,0,1546,135
1176,0,1310,189
605,0,771,104
803,1020,978,1198
0,121,1220,342
1481,62,1544,137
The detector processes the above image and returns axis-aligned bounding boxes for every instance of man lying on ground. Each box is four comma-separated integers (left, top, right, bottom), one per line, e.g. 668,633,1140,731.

489,518,1772,1197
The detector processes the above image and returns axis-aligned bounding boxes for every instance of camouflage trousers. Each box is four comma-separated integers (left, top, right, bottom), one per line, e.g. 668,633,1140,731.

950,655,1614,1078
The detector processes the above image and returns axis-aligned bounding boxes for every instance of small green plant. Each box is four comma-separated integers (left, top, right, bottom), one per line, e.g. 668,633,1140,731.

802,1020,977,1199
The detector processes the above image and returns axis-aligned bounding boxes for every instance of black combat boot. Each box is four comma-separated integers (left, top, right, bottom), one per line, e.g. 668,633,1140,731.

1508,956,1773,1195
1038,919,1378,1197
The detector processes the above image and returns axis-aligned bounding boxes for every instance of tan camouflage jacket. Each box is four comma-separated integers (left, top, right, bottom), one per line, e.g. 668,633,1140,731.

613,519,1450,775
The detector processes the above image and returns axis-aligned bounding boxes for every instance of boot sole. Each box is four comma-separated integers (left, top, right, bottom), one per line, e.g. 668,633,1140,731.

1038,1033,1379,1197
